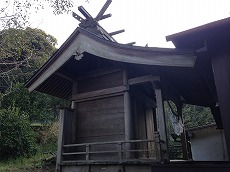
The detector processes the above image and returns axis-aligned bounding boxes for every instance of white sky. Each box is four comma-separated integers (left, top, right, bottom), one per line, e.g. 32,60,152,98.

30,0,230,48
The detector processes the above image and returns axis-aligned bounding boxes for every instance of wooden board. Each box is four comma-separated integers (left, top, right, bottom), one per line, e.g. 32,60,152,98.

78,70,123,93
76,95,125,140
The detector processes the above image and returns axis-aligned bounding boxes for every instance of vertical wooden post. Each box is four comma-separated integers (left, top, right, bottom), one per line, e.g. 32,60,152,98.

177,105,189,160
71,81,78,143
211,49,230,160
145,107,155,158
154,132,161,162
71,81,78,109
123,70,132,158
153,81,169,162
86,144,90,162
117,142,122,162
56,109,65,172
124,92,132,141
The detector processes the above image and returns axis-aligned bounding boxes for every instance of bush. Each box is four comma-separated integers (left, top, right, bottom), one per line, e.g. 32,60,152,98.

32,121,59,153
1,83,70,123
0,107,36,158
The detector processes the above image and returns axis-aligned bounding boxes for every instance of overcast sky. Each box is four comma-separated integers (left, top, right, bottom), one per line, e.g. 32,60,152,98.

30,0,230,48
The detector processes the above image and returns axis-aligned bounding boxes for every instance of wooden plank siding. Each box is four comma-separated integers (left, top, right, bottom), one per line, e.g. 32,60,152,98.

63,69,127,161
77,70,123,93
75,96,125,139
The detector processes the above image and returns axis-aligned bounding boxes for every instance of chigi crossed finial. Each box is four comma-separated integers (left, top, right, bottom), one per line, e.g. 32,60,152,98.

72,0,136,45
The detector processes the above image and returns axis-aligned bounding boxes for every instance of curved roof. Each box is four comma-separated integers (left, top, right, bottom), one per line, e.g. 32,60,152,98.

25,27,196,93
25,27,218,108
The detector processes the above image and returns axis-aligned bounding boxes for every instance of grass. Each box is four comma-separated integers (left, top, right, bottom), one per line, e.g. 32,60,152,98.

0,148,56,172
0,122,58,172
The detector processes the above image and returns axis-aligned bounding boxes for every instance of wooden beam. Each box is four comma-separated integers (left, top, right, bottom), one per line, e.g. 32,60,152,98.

76,68,121,80
78,6,92,19
99,13,112,21
177,105,190,160
153,81,169,162
123,70,132,158
95,0,112,21
74,92,124,103
128,75,159,85
109,29,125,36
211,48,230,160
71,81,77,143
56,109,65,171
145,107,156,158
125,42,136,46
72,85,127,101
72,11,85,23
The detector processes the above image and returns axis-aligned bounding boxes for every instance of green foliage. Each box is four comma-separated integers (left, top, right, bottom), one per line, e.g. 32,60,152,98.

33,122,59,153
0,122,58,170
0,151,56,171
43,122,59,152
164,102,215,159
165,102,215,130
183,104,215,129
0,21,63,164
0,107,36,158
0,28,57,60
1,83,69,123
0,27,57,88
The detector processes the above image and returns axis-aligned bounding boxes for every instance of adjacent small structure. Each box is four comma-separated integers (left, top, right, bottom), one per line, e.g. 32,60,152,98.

187,124,228,161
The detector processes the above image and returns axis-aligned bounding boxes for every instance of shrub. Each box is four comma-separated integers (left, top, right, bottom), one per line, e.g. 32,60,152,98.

0,107,36,158
41,121,59,153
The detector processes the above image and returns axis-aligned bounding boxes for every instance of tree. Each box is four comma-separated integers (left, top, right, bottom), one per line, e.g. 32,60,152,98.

183,104,215,129
0,0,74,29
0,107,36,158
0,28,69,122
1,83,68,123
0,27,57,96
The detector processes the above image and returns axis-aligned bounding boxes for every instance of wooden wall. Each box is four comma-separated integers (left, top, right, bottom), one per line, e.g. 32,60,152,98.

75,96,125,143
63,69,126,160
77,70,123,93
130,84,156,159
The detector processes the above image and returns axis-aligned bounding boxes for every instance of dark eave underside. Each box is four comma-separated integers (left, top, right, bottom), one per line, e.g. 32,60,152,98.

31,52,216,108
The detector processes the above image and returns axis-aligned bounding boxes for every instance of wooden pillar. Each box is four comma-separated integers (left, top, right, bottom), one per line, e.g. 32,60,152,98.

124,92,132,141
123,70,132,158
153,81,169,162
145,107,155,158
211,48,230,160
71,81,78,109
56,109,65,172
177,105,189,160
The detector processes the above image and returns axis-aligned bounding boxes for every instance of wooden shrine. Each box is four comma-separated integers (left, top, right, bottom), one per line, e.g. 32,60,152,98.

26,1,230,171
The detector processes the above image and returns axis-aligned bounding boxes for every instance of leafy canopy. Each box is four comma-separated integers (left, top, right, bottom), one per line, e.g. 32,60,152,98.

0,107,36,158
0,27,57,91
0,0,74,29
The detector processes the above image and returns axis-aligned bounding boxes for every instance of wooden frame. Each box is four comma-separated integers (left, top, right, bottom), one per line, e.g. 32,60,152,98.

128,75,160,85
56,109,65,172
72,85,127,101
